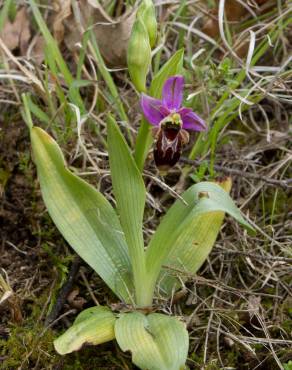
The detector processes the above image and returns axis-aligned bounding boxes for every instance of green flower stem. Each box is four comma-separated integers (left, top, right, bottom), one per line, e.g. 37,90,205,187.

134,117,153,172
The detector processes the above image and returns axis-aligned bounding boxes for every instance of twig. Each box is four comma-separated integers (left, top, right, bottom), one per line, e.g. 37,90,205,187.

5,240,28,255
163,266,282,299
45,256,81,326
214,247,292,263
80,269,100,306
180,157,292,189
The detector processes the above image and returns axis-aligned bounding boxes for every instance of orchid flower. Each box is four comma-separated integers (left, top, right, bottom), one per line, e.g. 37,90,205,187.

140,75,207,131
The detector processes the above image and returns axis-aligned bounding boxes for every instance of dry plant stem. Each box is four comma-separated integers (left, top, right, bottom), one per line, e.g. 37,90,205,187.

0,272,23,324
180,157,292,189
79,269,100,306
0,37,44,93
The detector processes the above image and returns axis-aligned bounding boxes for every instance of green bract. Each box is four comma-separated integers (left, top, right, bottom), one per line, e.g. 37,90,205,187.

137,0,157,49
127,0,157,93
127,15,151,93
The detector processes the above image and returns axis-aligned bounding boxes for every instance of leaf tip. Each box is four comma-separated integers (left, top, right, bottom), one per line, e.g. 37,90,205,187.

53,337,67,356
31,126,54,144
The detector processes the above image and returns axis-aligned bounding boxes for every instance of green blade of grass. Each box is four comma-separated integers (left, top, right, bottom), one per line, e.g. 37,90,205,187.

186,14,292,178
89,30,129,126
28,0,84,111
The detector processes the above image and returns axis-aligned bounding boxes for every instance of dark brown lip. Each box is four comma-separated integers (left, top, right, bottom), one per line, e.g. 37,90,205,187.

154,126,183,170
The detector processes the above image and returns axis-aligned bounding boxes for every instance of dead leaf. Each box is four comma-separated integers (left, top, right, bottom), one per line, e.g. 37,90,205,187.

67,288,86,310
0,7,31,55
223,0,247,21
247,295,261,317
203,0,277,38
8,294,23,324
63,0,136,67
52,0,72,43
28,35,46,64
0,168,10,198
202,0,277,57
201,9,219,39
0,274,23,324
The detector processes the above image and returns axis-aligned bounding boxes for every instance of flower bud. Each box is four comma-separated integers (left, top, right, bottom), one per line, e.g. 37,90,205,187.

137,0,157,49
127,16,151,92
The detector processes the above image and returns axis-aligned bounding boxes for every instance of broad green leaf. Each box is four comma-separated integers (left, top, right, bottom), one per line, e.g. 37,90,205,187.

107,115,147,306
146,181,255,298
30,126,133,302
115,312,188,370
54,306,116,355
159,178,231,295
134,48,184,171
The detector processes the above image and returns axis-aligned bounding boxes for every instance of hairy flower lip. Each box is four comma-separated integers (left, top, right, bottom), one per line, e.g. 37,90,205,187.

140,75,207,132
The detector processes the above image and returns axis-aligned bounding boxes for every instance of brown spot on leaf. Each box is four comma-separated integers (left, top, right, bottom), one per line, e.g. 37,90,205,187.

198,191,210,199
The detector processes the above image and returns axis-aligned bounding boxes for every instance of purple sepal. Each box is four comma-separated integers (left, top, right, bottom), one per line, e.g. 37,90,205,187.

140,75,207,132
179,108,207,131
162,75,184,111
140,94,169,126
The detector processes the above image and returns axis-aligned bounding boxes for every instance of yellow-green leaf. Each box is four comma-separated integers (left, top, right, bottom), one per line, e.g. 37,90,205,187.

145,180,255,299
137,0,157,48
115,312,188,370
54,306,116,355
160,178,232,295
107,115,147,306
30,126,133,302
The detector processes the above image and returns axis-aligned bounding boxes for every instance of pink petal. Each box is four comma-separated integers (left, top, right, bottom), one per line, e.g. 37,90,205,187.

179,108,207,131
162,75,184,111
140,94,169,126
